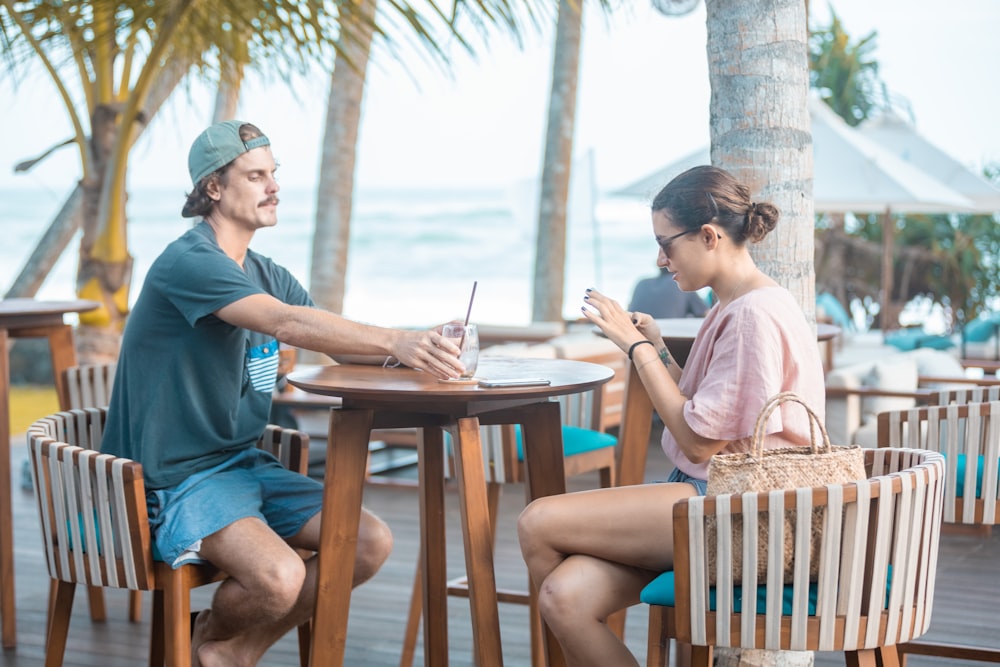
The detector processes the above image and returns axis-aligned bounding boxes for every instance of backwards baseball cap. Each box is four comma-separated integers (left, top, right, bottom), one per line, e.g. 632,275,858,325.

187,120,270,186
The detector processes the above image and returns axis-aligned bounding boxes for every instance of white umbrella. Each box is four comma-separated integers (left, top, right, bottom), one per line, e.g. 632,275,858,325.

809,99,974,213
611,98,976,330
613,98,974,214
858,109,1000,213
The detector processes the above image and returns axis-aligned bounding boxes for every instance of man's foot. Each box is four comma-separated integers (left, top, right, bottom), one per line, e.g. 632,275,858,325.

190,609,211,667
190,609,256,667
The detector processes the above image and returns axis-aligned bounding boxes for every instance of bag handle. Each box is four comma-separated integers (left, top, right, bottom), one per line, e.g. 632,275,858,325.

751,391,830,458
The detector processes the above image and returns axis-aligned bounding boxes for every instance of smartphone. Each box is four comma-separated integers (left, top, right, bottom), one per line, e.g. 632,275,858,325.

478,378,551,388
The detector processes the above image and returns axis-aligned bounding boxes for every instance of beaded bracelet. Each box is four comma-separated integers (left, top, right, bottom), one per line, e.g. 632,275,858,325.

627,339,655,362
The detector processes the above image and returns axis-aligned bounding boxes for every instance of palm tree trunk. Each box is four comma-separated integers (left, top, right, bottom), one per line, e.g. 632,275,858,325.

708,0,816,322
4,184,83,298
531,0,582,323
4,60,186,303
309,0,377,324
707,0,814,662
212,60,243,123
74,104,133,364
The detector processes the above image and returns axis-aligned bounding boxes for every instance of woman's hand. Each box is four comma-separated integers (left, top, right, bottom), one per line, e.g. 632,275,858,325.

631,311,663,344
581,288,649,352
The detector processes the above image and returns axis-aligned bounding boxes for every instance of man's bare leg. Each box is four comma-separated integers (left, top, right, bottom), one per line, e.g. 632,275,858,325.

191,508,391,667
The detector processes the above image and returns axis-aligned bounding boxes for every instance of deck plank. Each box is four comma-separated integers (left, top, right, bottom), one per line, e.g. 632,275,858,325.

3,424,999,666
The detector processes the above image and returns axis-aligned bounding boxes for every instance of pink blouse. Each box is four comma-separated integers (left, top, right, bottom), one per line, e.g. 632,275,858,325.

661,286,826,480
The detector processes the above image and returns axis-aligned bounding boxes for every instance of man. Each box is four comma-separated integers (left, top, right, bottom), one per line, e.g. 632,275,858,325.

628,266,709,319
102,120,465,666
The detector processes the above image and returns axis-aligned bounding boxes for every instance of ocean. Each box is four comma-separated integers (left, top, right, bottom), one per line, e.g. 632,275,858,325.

2,184,659,329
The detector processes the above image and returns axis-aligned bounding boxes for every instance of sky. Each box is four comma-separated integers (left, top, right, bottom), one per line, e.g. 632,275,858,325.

1,0,999,196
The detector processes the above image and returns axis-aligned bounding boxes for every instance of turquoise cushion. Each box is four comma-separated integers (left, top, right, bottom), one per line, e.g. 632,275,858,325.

915,335,955,350
640,570,818,615
885,328,925,352
514,424,617,461
964,318,999,344
885,329,955,352
952,453,1000,498
816,293,853,331
642,568,893,616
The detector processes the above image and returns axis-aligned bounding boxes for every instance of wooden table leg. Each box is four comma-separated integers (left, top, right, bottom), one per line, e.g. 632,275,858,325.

417,427,450,665
518,400,567,667
310,408,372,666
46,324,77,407
617,365,654,488
451,416,504,667
0,327,15,648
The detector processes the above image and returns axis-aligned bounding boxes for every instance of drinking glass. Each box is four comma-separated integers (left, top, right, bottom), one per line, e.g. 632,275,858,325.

442,323,479,378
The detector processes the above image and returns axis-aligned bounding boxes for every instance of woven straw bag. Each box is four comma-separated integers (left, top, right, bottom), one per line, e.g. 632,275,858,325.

705,392,866,585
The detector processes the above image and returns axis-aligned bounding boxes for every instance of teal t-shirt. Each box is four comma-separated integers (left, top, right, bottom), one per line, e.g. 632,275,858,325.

102,222,314,490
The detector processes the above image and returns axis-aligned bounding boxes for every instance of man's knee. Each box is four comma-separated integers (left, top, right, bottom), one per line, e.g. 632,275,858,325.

261,552,308,611
355,513,393,583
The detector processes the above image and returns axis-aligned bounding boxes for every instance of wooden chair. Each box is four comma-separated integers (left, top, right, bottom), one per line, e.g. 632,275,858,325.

51,363,131,623
26,407,312,667
642,447,946,666
58,363,116,412
878,399,1000,663
399,348,628,666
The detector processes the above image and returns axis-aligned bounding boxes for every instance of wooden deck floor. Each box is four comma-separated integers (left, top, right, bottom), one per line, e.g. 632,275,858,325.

3,424,1000,666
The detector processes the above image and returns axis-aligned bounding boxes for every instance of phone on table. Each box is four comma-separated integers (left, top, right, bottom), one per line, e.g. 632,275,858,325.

478,378,551,388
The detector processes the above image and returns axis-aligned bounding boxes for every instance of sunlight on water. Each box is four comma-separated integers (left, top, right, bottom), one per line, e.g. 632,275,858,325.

1,186,658,328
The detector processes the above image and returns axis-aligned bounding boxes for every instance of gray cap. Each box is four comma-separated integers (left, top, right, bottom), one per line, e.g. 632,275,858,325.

187,120,270,186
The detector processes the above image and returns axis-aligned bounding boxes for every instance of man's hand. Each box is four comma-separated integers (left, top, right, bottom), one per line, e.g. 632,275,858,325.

390,329,465,380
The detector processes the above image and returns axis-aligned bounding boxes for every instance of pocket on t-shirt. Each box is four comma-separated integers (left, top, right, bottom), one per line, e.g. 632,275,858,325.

247,340,280,392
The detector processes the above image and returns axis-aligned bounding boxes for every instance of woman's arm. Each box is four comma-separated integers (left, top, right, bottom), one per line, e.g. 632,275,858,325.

582,289,728,463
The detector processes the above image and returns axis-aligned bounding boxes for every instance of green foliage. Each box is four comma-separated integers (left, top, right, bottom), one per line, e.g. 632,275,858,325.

0,0,547,89
808,4,886,126
810,8,999,331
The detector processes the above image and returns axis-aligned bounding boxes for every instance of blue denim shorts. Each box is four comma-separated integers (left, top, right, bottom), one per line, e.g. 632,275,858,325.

666,467,708,496
147,447,324,568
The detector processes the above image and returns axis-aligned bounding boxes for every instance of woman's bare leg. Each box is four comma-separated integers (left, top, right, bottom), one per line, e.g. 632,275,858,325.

518,482,697,666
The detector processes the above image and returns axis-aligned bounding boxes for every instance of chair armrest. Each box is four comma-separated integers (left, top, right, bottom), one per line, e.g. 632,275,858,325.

960,359,1000,373
919,375,1000,387
825,386,934,401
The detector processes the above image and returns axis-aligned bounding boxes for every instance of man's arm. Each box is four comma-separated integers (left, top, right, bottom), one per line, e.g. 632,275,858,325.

215,293,464,380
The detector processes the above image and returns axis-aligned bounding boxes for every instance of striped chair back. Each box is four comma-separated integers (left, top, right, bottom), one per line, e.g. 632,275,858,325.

932,385,1000,406
27,408,156,591
60,363,116,410
26,407,312,666
879,399,1000,526
646,447,946,664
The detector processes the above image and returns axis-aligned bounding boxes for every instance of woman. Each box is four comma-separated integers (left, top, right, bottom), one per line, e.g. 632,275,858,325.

517,165,825,666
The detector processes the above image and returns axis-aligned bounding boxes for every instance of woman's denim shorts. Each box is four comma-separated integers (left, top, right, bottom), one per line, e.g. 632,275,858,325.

666,467,708,496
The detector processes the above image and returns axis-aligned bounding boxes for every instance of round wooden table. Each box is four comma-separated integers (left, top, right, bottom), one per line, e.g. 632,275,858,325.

288,357,613,667
0,298,97,647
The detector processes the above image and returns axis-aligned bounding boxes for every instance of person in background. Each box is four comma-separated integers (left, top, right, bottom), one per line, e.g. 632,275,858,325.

627,266,708,319
101,120,466,667
517,165,825,666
